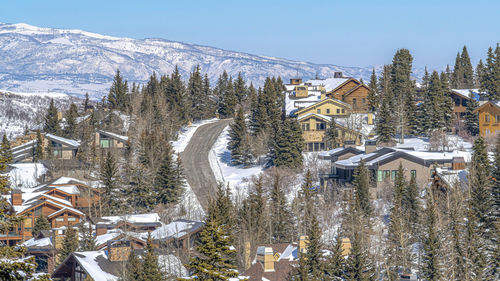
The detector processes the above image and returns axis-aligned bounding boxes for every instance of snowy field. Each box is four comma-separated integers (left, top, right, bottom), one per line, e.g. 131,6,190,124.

6,163,47,190
209,126,264,199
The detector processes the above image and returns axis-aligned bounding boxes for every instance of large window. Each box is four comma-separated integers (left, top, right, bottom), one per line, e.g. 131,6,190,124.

302,123,310,131
52,141,62,158
316,122,326,130
100,134,111,148
391,170,398,181
485,114,491,122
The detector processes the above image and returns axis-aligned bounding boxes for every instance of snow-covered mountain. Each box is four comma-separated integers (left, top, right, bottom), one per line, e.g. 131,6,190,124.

0,23,390,99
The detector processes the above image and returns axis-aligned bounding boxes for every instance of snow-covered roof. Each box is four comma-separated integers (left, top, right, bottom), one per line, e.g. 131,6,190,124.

435,167,468,189
98,130,128,143
95,230,123,247
158,254,188,277
72,251,119,281
45,133,80,148
22,237,52,248
451,88,480,100
97,213,161,225
149,219,204,240
297,113,331,122
278,244,298,261
306,78,349,92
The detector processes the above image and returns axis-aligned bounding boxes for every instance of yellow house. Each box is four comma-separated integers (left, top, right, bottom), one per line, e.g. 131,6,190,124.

474,101,500,137
295,98,351,118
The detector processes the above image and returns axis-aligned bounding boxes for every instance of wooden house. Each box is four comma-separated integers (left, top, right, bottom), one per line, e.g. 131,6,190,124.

474,101,500,137
44,134,80,160
95,130,128,151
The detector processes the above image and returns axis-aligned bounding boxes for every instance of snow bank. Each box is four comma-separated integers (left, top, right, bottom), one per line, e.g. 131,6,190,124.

6,163,47,190
171,118,218,154
208,126,264,197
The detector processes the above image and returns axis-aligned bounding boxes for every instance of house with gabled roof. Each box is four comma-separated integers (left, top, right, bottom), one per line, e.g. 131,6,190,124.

95,130,128,154
44,134,80,159
447,88,480,121
474,100,500,137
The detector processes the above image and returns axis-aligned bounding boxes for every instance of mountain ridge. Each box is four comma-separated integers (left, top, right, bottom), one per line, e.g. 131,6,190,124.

0,22,423,99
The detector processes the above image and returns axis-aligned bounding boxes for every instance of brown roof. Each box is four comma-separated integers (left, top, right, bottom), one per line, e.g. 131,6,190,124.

243,243,297,281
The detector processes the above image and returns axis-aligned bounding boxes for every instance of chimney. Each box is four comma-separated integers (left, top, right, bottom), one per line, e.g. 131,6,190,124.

108,240,131,262
341,238,352,256
367,112,374,125
11,190,22,206
334,72,343,78
256,246,275,272
299,235,309,254
365,140,377,154
344,140,356,148
452,157,465,170
96,224,108,235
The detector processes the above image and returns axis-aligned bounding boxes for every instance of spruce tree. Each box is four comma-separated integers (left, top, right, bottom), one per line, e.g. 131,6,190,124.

125,249,142,281
324,236,346,280
59,227,78,263
83,92,90,112
187,65,205,121
0,135,12,164
305,215,323,279
233,72,247,104
464,95,480,136
344,231,375,281
493,135,500,218
422,66,430,91
375,94,395,143
33,130,43,161
126,165,155,211
352,159,371,217
421,190,442,281
270,118,303,169
182,207,238,280
297,170,316,234
100,151,119,215
367,68,378,112
165,66,189,122
480,45,500,100
452,52,464,89
154,145,184,205
269,172,293,243
476,59,485,88
403,174,420,232
461,46,475,88
142,234,163,281
32,215,50,237
228,107,253,166
43,98,60,135
325,118,340,149
107,69,129,111
63,103,78,139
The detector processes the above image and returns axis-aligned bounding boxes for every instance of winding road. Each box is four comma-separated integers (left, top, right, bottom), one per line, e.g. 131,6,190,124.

181,119,232,210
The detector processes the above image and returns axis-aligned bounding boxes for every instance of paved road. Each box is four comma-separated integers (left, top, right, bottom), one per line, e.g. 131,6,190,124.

181,119,231,210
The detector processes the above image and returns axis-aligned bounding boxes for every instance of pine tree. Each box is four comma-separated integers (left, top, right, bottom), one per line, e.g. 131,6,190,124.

305,215,323,279
324,236,346,280
154,145,184,205
367,68,378,112
344,231,375,281
165,66,189,122
480,45,500,100
43,98,60,134
325,118,340,149
0,135,12,164
461,46,475,88
125,249,142,281
269,172,293,243
63,103,78,139
83,92,90,112
182,207,238,280
59,227,78,263
352,159,371,217
187,65,205,121
107,69,129,111
100,151,119,215
375,94,395,143
234,72,247,104
403,174,420,232
239,175,266,249
228,107,253,166
296,170,316,235
440,72,455,130
422,67,430,91
452,52,464,89
464,95,480,136
79,221,96,251
421,190,442,281
126,165,155,211
33,130,43,161
475,59,485,88
32,215,50,237
142,234,163,281
493,135,500,218
270,118,303,169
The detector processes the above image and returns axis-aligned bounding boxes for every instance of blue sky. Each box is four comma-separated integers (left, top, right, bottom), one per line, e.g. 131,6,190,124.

1,0,499,68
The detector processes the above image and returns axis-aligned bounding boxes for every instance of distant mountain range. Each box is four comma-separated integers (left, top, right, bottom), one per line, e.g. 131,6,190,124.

0,23,427,99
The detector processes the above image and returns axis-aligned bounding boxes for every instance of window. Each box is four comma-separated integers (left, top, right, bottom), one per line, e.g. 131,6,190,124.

326,109,330,114
55,217,64,222
411,170,416,179
302,123,310,131
486,114,490,122
68,217,76,222
377,171,383,182
362,98,366,104
462,99,467,107
336,109,340,114
316,122,326,130
24,218,32,228
353,98,357,106
455,98,460,106
320,143,325,150
496,115,500,123
342,109,345,113
383,170,390,180
317,109,321,114
391,170,398,181
308,143,313,152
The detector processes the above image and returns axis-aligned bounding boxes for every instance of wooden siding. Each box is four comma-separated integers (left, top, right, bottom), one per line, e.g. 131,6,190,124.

478,102,500,137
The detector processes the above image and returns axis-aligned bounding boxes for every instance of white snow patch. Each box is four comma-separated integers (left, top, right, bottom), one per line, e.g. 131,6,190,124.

6,163,47,190
171,118,218,154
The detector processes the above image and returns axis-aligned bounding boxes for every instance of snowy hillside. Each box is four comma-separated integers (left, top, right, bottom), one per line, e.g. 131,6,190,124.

0,22,393,99
0,90,81,138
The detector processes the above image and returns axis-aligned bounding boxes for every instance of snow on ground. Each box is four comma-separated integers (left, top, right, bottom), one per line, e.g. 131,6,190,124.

6,163,47,190
171,118,218,154
158,254,188,277
208,126,264,198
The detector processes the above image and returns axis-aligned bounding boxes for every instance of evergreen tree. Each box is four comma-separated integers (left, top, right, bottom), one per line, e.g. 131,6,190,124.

493,135,500,218
125,249,142,281
269,172,293,243
297,170,316,234
228,107,253,166
421,190,442,281
83,92,90,112
375,94,395,143
324,236,346,280
305,215,323,279
325,118,340,149
269,118,303,169
0,135,12,164
239,175,266,248
480,45,500,100
154,145,184,205
126,165,155,211
367,68,378,112
43,98,60,134
352,159,371,217
182,207,238,280
59,227,78,263
476,59,485,87
422,67,430,91
217,72,237,118
403,174,420,232
33,130,43,161
32,215,50,237
79,221,96,251
233,72,247,104
461,46,475,88
452,52,464,89
142,234,163,281
100,152,119,215
187,65,205,121
165,66,189,122
440,72,455,130
344,231,375,281
107,69,129,111
464,95,480,136
63,103,78,139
